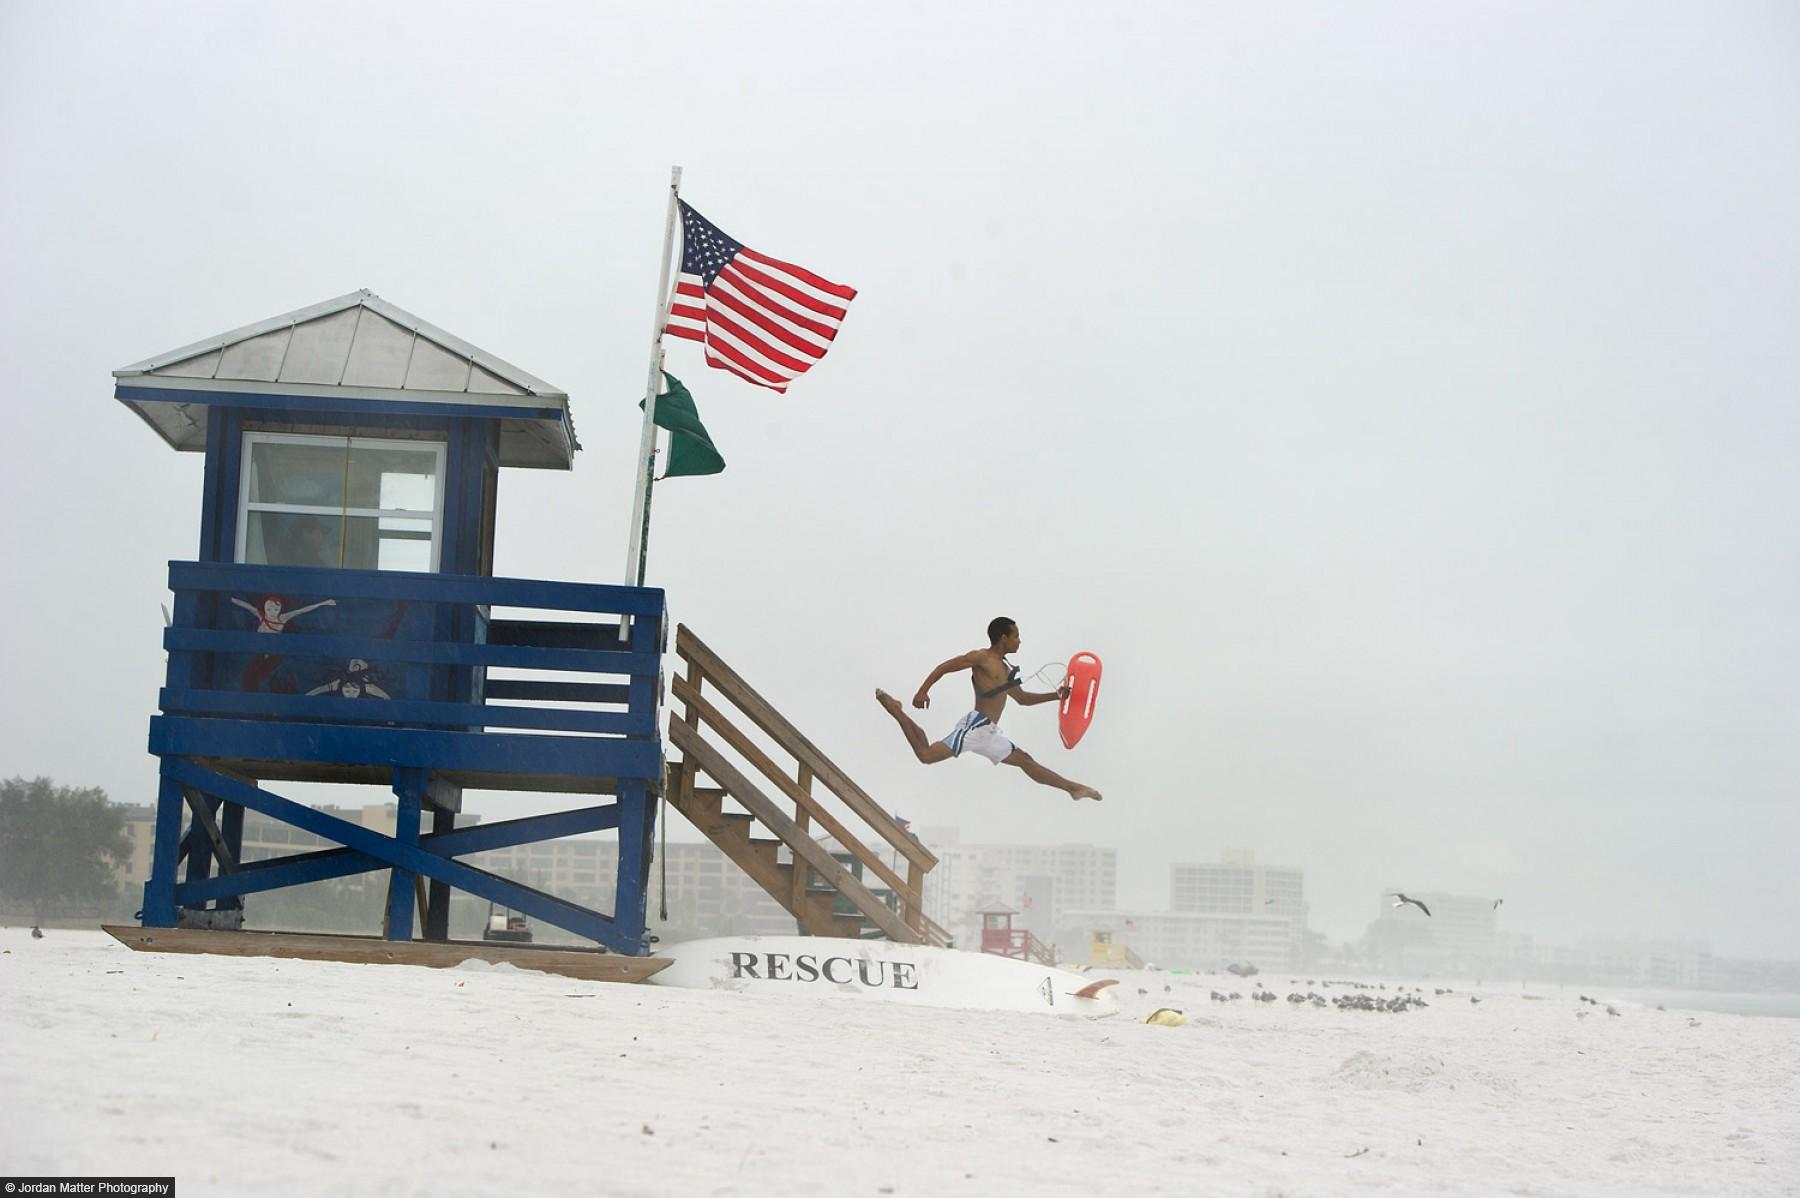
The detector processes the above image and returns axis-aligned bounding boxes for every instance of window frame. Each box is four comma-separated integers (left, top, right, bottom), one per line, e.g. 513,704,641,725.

235,430,449,573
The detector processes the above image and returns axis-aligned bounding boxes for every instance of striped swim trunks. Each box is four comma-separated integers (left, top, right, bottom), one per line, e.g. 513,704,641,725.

940,711,1016,765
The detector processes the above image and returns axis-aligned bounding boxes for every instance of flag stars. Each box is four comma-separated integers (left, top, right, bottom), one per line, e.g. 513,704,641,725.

679,202,743,286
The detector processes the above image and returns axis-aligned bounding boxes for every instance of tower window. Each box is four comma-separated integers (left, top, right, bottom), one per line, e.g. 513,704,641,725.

236,432,446,572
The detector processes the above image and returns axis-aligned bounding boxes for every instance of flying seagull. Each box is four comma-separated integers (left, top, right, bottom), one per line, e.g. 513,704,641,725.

1389,893,1432,917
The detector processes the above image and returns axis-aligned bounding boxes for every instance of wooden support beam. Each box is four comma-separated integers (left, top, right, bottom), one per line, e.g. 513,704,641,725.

173,804,623,906
613,778,651,950
906,858,926,936
159,758,640,953
181,789,218,891
142,773,185,928
181,787,239,875
384,767,425,942
791,765,813,916
423,807,454,941
219,801,246,912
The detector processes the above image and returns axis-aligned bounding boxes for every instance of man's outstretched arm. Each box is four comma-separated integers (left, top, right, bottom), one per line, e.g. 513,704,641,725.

913,652,978,709
1010,683,1072,708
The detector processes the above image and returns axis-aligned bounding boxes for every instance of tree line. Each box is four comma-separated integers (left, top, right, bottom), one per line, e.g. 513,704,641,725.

0,776,132,923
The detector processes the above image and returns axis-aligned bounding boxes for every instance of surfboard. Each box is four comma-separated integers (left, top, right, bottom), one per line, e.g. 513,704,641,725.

1059,651,1103,749
647,936,1120,1018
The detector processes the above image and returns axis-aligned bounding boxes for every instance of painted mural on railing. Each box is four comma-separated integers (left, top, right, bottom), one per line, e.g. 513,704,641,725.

217,593,426,697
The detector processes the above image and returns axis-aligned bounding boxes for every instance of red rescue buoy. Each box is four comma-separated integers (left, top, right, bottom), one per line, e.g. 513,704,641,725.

1058,651,1102,749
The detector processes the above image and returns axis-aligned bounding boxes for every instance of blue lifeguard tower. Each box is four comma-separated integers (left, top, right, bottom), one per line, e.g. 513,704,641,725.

115,290,664,956
111,288,944,976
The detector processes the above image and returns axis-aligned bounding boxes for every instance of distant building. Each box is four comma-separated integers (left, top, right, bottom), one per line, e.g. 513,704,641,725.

915,831,1117,952
1062,908,1301,973
115,803,156,891
1366,890,1498,973
1512,933,1718,989
1164,849,1309,970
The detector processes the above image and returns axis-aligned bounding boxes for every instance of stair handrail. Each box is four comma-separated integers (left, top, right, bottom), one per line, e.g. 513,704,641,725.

670,673,927,926
667,717,919,943
920,912,954,949
675,626,936,872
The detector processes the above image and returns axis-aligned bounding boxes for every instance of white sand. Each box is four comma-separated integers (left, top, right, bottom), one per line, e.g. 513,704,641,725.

2,929,1796,1196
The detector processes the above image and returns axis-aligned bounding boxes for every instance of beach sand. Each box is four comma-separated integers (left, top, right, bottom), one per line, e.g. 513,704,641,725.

2,928,1795,1196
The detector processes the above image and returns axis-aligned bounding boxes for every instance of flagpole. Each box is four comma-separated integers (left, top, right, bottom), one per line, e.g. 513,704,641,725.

624,165,683,595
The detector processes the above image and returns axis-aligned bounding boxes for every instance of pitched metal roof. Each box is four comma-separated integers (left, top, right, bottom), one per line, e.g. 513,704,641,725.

115,290,579,468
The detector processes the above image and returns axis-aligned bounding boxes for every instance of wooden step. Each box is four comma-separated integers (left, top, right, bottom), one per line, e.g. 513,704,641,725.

679,788,725,822
709,831,789,897
807,886,897,918
806,881,894,901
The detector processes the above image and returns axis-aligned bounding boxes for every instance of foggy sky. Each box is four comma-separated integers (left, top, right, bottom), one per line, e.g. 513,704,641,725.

2,1,1796,956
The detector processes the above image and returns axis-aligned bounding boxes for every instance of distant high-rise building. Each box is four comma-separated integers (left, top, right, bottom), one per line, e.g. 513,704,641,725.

1162,849,1308,969
1367,890,1498,972
1061,907,1301,973
1171,849,1305,915
916,833,1116,952
469,838,796,939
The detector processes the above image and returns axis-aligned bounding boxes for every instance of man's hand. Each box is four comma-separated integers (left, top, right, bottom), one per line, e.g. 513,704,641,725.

1057,683,1071,702
912,689,931,709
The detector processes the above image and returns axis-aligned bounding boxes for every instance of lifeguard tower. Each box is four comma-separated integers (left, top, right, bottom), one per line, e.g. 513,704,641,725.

108,290,946,973
1089,928,1145,969
978,903,1056,966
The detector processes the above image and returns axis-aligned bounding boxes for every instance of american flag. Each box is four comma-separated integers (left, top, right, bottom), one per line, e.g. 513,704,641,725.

664,201,857,393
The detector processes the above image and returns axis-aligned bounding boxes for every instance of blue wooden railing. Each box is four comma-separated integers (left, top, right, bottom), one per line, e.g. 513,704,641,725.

153,561,664,787
142,561,667,953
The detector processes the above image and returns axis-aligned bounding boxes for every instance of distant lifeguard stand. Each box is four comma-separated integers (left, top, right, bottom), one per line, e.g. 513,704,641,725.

115,291,665,955
978,903,1056,966
1088,928,1145,969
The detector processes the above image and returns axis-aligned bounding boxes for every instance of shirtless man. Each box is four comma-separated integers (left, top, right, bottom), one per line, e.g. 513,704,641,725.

876,616,1103,802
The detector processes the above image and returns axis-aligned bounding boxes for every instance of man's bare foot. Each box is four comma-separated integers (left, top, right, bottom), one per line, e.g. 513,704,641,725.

1070,785,1103,802
875,688,904,719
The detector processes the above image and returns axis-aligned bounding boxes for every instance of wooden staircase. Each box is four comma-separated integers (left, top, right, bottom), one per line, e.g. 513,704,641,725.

666,625,951,946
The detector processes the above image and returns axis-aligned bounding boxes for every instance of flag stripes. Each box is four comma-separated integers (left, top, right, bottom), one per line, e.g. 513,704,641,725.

663,201,856,393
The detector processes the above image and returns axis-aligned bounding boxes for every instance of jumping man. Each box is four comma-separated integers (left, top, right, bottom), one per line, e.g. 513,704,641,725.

876,617,1103,802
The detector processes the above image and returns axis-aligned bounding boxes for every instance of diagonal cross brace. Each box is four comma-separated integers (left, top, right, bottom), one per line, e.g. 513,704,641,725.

182,787,240,875
160,758,645,954
173,806,622,904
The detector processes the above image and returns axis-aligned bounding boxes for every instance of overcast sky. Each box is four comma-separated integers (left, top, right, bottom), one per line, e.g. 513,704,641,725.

3,1,1796,957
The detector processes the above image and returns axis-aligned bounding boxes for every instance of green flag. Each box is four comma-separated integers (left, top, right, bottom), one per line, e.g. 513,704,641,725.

638,371,724,478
